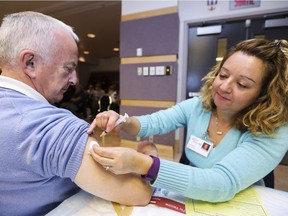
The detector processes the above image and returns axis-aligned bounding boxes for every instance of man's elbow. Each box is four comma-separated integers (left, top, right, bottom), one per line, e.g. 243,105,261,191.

132,186,154,206
117,185,153,206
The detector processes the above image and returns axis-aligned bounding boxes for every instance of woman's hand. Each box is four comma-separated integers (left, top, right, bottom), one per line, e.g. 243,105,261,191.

89,146,153,175
87,110,120,135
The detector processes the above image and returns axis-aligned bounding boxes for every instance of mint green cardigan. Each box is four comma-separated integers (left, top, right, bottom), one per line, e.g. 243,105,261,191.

136,97,288,202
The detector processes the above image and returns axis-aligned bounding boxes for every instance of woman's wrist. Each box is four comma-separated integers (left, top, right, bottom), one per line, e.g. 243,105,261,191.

121,117,140,136
141,155,160,183
137,153,153,175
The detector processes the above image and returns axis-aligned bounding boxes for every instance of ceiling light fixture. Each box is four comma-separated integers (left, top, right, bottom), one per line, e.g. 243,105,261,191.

79,57,86,62
83,51,90,55
87,33,96,38
113,48,119,52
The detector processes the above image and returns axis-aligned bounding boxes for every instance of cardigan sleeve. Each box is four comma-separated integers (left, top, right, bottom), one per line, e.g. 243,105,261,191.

151,125,288,202
134,97,288,202
136,98,197,137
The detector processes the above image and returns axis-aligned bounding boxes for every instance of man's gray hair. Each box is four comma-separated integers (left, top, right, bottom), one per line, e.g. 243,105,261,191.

0,11,79,67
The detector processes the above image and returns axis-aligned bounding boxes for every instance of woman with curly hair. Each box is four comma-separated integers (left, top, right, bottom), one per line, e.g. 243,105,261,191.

88,39,288,202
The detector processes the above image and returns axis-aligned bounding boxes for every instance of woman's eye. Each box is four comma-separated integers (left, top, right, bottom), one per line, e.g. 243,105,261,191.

238,82,247,88
218,73,227,79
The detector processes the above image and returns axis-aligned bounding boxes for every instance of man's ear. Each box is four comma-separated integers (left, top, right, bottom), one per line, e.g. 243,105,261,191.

20,50,37,79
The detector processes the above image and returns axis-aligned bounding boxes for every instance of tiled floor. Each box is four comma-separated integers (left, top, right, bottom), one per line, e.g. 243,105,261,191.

94,129,288,192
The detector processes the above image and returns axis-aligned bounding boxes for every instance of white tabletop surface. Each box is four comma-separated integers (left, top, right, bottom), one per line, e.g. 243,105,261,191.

46,185,288,216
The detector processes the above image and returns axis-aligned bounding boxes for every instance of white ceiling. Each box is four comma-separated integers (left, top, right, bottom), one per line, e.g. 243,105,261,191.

0,1,121,65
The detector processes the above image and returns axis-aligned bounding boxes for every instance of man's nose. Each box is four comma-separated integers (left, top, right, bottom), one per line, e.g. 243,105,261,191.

69,70,78,85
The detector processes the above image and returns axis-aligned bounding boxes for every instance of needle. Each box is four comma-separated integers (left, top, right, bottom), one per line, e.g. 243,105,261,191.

100,113,129,137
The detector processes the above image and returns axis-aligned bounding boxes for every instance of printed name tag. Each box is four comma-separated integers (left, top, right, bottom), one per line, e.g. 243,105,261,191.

187,135,213,157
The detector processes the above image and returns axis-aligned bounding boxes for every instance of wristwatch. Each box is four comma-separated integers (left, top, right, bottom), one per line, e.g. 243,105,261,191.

141,155,160,183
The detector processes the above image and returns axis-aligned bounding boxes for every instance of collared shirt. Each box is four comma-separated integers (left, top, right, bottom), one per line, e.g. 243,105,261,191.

0,75,48,103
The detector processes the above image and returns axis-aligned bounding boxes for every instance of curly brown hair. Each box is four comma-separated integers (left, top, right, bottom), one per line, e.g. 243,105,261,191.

200,39,288,135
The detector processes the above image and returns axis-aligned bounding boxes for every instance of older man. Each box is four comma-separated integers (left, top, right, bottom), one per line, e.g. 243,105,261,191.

0,11,152,216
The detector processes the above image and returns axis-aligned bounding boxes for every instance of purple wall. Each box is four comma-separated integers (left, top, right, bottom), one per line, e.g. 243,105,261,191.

120,12,179,145
120,14,179,57
120,62,178,100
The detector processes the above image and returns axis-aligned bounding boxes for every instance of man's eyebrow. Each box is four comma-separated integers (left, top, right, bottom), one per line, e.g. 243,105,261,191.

65,62,77,68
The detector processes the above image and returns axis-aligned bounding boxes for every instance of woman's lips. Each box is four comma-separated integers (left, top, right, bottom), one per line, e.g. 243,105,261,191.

216,92,230,101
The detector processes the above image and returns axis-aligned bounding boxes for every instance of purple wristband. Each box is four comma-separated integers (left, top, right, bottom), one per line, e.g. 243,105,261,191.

141,155,160,183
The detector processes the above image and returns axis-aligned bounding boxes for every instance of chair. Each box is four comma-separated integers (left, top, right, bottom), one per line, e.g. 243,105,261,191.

264,151,288,189
280,151,288,166
97,95,113,145
97,95,112,113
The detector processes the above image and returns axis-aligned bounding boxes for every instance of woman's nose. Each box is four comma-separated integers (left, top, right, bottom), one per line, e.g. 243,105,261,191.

219,80,232,93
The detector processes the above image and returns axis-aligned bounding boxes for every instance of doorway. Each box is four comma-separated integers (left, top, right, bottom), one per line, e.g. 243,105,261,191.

186,13,288,98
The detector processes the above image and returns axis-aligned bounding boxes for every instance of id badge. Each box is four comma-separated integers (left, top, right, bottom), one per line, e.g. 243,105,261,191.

187,135,213,157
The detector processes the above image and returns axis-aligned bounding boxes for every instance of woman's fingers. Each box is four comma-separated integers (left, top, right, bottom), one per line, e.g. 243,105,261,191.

91,146,115,163
90,146,139,174
87,117,97,134
86,111,120,135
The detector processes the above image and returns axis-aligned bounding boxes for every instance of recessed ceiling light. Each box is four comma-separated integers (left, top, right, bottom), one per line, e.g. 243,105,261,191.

87,33,96,38
83,51,90,55
216,57,223,62
113,48,119,52
79,57,86,62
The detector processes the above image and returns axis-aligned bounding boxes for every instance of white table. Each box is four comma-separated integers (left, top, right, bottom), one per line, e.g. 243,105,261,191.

46,185,288,216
